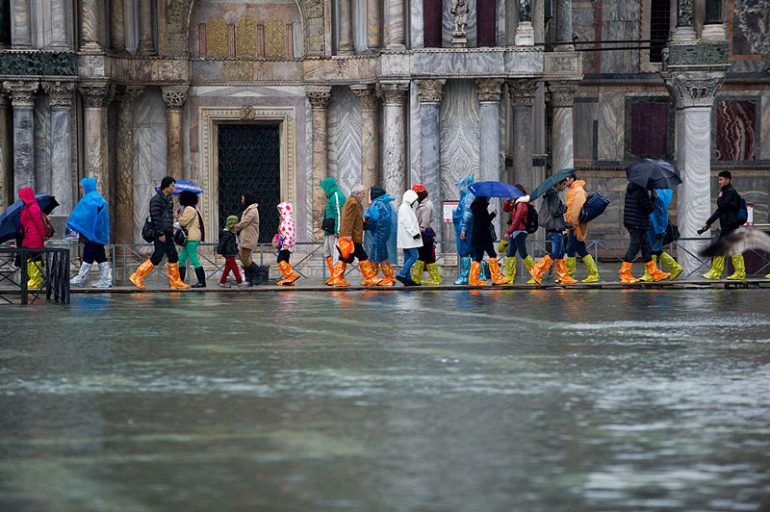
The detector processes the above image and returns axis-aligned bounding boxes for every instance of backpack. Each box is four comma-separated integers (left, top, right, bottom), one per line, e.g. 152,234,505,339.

736,195,748,225
525,203,539,234
141,216,154,243
42,214,55,239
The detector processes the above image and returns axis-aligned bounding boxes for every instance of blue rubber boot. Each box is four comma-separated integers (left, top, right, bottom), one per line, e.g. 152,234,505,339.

453,256,471,285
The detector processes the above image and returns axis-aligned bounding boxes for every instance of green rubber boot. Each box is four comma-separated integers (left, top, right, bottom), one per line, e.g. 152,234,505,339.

659,251,683,280
565,256,577,278
581,254,599,283
523,255,536,271
639,255,657,282
505,257,517,284
424,263,442,285
726,254,746,280
702,256,725,280
411,260,425,285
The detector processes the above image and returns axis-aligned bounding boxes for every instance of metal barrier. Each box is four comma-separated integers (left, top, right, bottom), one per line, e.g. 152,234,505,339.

0,248,70,304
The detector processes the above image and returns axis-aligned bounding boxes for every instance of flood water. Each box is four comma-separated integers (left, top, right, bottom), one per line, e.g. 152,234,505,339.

1,289,769,512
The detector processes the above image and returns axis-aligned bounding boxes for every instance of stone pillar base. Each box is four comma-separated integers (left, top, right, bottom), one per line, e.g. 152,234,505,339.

701,24,727,42
672,26,697,44
514,22,535,46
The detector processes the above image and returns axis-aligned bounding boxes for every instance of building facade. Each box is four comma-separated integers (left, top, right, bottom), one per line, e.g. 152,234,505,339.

0,0,767,274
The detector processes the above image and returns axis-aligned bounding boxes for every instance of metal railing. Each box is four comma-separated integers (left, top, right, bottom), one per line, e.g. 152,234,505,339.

0,248,70,304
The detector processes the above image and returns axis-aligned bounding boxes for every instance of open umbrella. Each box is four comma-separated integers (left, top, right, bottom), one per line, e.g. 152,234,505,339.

0,195,60,244
468,181,525,198
530,167,575,200
626,159,681,189
155,179,204,195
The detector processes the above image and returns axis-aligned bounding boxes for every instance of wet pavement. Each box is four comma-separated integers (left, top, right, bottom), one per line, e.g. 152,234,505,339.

1,290,769,511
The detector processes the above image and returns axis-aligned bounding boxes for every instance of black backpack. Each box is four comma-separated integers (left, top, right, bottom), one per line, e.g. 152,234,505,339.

736,195,748,225
141,216,154,243
525,203,539,234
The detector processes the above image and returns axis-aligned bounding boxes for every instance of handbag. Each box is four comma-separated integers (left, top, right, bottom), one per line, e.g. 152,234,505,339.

337,237,354,261
322,218,335,234
579,192,610,224
173,227,188,246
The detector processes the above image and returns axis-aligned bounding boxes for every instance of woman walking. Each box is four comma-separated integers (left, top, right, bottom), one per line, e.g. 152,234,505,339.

501,185,536,284
18,187,46,289
178,191,206,288
411,184,441,285
396,189,423,286
234,192,262,286
469,196,508,286
68,177,112,288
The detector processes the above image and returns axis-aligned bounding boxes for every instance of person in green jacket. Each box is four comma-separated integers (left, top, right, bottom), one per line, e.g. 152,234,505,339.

320,177,346,284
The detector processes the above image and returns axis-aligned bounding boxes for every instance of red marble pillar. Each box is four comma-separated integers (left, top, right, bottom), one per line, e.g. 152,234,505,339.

423,0,442,47
476,0,496,47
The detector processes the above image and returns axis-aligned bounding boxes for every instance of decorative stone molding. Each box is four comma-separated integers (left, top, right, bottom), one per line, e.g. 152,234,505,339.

162,85,189,110
507,79,538,106
0,51,77,76
2,80,39,107
351,86,379,110
475,78,504,102
79,81,111,108
662,71,725,109
547,82,578,108
306,86,331,108
0,93,7,107
416,80,446,103
377,82,409,105
240,105,259,120
42,81,76,108
664,43,728,68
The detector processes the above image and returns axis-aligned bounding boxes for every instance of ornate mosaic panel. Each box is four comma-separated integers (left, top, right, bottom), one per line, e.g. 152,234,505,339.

206,17,229,58
236,16,258,57
264,19,286,57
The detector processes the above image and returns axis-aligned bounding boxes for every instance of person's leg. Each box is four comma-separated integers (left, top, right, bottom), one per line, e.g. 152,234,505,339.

468,246,488,286
130,238,161,289
412,243,428,284
397,248,419,285
552,232,576,285
277,249,299,285
240,248,253,286
619,229,641,283
185,241,205,288
658,250,683,280
72,242,96,287
91,243,112,288
564,231,577,276
528,232,557,284
355,243,380,286
220,256,233,285
164,239,188,288
486,242,509,285
177,243,188,282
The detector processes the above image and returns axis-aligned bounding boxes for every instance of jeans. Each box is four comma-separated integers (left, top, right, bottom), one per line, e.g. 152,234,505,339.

150,234,178,265
399,248,419,278
565,230,588,258
473,242,497,262
547,231,566,260
624,228,651,263
178,240,201,269
505,232,528,259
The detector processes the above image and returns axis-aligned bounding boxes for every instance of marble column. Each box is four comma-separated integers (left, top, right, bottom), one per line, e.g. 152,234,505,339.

338,0,354,54
379,82,408,199
417,79,445,245
554,0,573,50
114,86,144,246
476,79,503,183
672,0,696,43
386,0,406,50
110,0,126,51
308,86,331,241
548,82,577,172
79,81,111,202
0,94,9,206
138,0,154,54
663,71,725,276
80,0,102,52
42,81,75,216
515,0,534,46
11,0,32,48
508,79,537,191
3,80,38,192
351,86,380,191
702,0,726,41
49,0,69,48
162,85,188,180
367,0,381,50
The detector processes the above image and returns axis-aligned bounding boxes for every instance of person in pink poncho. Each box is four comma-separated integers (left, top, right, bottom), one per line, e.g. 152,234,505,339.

274,202,300,286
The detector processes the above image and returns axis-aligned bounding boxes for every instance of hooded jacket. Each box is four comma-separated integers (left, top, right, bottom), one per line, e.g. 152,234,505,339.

339,194,365,243
235,202,260,250
364,194,397,262
320,177,346,235
149,191,174,235
706,183,741,234
539,188,567,231
276,202,297,253
398,190,423,250
19,187,45,249
565,179,588,241
416,198,434,232
503,199,529,236
452,174,476,256
217,216,239,257
646,188,673,252
67,177,110,245
623,183,655,230
470,197,496,248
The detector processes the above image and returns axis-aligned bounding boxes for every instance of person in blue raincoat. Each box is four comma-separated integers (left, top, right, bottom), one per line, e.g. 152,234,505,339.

68,177,112,288
452,174,486,285
364,186,398,286
639,188,683,281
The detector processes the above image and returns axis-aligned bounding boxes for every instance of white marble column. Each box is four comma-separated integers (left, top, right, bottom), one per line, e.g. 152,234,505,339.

79,81,111,202
138,0,154,54
476,79,503,183
351,86,380,191
508,79,537,191
110,0,126,51
3,80,38,192
386,0,406,50
80,0,102,52
663,71,725,276
417,79,445,243
114,86,143,246
49,0,69,48
162,85,188,180
548,82,577,172
338,0,354,54
42,81,75,216
11,0,32,48
367,0,382,50
554,0,573,50
308,86,331,241
379,82,408,199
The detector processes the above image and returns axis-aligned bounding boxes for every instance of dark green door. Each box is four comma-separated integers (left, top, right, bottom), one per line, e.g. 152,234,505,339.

218,124,280,244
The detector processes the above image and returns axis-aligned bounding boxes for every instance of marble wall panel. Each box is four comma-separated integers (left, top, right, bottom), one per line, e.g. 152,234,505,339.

33,92,51,194
762,91,770,160
133,89,167,243
715,99,757,161
327,86,362,194
574,99,597,161
443,0,477,47
600,20,639,73
411,0,424,48
627,100,670,158
597,92,624,161
440,80,479,201
305,99,313,241
731,0,770,56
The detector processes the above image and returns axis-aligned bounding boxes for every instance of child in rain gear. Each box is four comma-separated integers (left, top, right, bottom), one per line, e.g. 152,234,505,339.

217,215,243,288
639,188,683,281
275,202,300,286
364,186,398,286
68,177,112,288
396,189,423,286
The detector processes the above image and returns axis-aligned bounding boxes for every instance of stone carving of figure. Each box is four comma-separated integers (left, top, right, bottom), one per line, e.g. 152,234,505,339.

450,0,469,35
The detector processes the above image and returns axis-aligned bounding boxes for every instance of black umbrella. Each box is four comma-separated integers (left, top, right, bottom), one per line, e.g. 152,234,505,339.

0,195,60,244
626,159,682,190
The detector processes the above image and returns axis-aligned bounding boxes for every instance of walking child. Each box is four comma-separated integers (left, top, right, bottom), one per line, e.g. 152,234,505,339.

217,215,243,288
275,202,300,286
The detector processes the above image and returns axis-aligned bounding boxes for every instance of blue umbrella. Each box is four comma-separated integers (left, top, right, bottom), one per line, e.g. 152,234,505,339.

0,195,60,244
530,167,575,200
155,179,204,195
468,181,525,198
626,159,681,189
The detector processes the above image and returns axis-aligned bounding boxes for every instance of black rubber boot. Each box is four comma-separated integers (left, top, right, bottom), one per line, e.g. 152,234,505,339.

179,266,186,283
191,266,206,288
239,266,253,287
250,263,263,285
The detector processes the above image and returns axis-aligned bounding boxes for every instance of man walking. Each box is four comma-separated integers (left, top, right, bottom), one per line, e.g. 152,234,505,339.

702,171,746,280
527,180,577,285
564,173,600,283
320,177,346,285
129,176,189,289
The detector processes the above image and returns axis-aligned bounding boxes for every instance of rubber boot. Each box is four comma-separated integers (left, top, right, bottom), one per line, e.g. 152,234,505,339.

239,265,253,287
726,254,746,280
424,263,442,286
411,260,425,285
527,255,553,285
480,261,490,282
250,263,264,285
191,266,206,288
468,261,488,286
639,255,657,282
168,262,190,289
565,256,577,278
324,256,334,285
26,261,44,289
70,262,91,287
504,257,517,284
330,261,350,287
129,259,155,289
555,259,578,284
277,261,300,286
618,261,639,283
659,251,683,281
93,262,113,288
454,256,471,285
179,265,187,283
645,260,671,282
581,255,599,283
488,258,510,285
702,256,725,280
360,260,382,286
378,262,395,286
523,255,536,272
